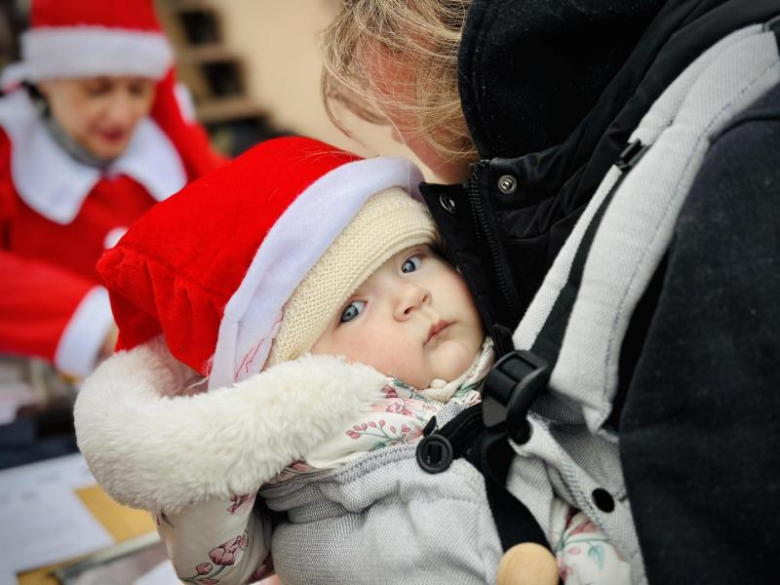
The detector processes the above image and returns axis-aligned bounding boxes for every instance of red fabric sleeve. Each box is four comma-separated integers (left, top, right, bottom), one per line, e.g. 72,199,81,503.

0,248,94,362
0,129,14,221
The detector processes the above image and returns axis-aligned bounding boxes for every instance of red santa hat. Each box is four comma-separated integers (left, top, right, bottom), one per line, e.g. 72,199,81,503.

1,0,173,88
98,136,434,390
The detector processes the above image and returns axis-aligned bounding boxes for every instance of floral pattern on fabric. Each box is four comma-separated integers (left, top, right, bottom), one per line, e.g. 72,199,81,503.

550,501,632,584
269,339,494,482
180,531,249,584
228,494,255,515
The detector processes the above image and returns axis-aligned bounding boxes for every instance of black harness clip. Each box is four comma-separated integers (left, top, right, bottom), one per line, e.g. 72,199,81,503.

482,350,550,444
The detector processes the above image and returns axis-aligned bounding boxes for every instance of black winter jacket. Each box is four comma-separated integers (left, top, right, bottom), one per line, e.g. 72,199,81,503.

420,0,780,582
620,78,780,583
421,0,779,351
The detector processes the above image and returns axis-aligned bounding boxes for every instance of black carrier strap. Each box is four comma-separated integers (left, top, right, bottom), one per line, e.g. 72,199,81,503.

473,413,550,551
418,402,550,550
416,142,648,556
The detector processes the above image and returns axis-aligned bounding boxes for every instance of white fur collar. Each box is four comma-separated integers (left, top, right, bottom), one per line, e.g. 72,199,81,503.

74,338,387,513
0,90,187,224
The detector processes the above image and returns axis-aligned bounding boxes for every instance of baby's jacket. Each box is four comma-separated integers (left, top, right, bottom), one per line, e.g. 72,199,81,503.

75,338,638,584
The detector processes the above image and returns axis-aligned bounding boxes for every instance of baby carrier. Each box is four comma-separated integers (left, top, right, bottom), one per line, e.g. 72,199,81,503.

421,15,780,585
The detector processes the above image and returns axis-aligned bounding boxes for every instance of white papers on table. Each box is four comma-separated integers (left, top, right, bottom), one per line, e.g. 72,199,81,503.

0,454,113,584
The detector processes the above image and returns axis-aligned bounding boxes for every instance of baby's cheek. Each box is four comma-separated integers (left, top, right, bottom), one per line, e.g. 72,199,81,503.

351,336,428,386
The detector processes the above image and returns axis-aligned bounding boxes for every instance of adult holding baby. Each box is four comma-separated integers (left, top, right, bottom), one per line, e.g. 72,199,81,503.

73,0,780,583
320,0,780,583
76,136,628,585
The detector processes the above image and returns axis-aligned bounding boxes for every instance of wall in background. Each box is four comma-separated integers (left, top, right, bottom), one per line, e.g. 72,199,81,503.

214,0,437,179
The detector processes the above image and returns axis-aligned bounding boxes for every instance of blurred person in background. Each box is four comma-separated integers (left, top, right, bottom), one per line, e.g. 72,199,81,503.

0,0,225,380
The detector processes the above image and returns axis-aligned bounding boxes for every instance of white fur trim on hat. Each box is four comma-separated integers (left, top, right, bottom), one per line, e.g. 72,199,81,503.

208,156,424,390
74,337,388,512
1,27,173,89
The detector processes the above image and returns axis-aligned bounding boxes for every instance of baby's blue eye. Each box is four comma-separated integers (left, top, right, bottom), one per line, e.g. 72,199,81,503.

402,254,422,273
339,300,366,323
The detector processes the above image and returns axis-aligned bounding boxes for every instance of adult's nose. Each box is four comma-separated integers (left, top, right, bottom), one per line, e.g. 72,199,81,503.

104,92,137,128
393,283,430,321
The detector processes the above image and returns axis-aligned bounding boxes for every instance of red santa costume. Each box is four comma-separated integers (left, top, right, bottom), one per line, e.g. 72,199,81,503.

0,0,225,377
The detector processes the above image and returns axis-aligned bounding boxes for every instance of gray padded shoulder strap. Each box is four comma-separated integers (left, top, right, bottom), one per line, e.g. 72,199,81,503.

513,24,780,433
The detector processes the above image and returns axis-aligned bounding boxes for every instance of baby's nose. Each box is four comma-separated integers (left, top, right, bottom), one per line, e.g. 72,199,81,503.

393,284,430,320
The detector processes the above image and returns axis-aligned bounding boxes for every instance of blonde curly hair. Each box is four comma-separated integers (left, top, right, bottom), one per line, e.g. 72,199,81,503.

320,0,477,165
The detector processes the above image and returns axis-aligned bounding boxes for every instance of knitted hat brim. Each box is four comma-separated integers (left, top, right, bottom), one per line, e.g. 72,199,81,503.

207,154,423,389
267,188,438,367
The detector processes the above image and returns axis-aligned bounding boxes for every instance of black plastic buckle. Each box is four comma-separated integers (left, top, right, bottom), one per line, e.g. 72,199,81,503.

482,350,550,444
615,139,649,172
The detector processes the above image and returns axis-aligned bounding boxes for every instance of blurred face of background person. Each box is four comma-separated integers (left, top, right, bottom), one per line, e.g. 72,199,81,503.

37,76,156,161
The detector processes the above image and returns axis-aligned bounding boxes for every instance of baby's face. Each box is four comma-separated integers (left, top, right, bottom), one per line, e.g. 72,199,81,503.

311,245,484,389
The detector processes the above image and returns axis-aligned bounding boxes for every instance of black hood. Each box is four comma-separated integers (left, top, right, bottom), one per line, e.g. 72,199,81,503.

459,0,667,159
422,0,780,351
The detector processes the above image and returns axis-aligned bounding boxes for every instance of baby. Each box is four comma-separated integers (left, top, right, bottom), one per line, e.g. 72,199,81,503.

75,137,630,585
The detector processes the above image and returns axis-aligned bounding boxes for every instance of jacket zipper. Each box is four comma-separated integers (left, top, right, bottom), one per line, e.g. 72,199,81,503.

467,161,523,321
